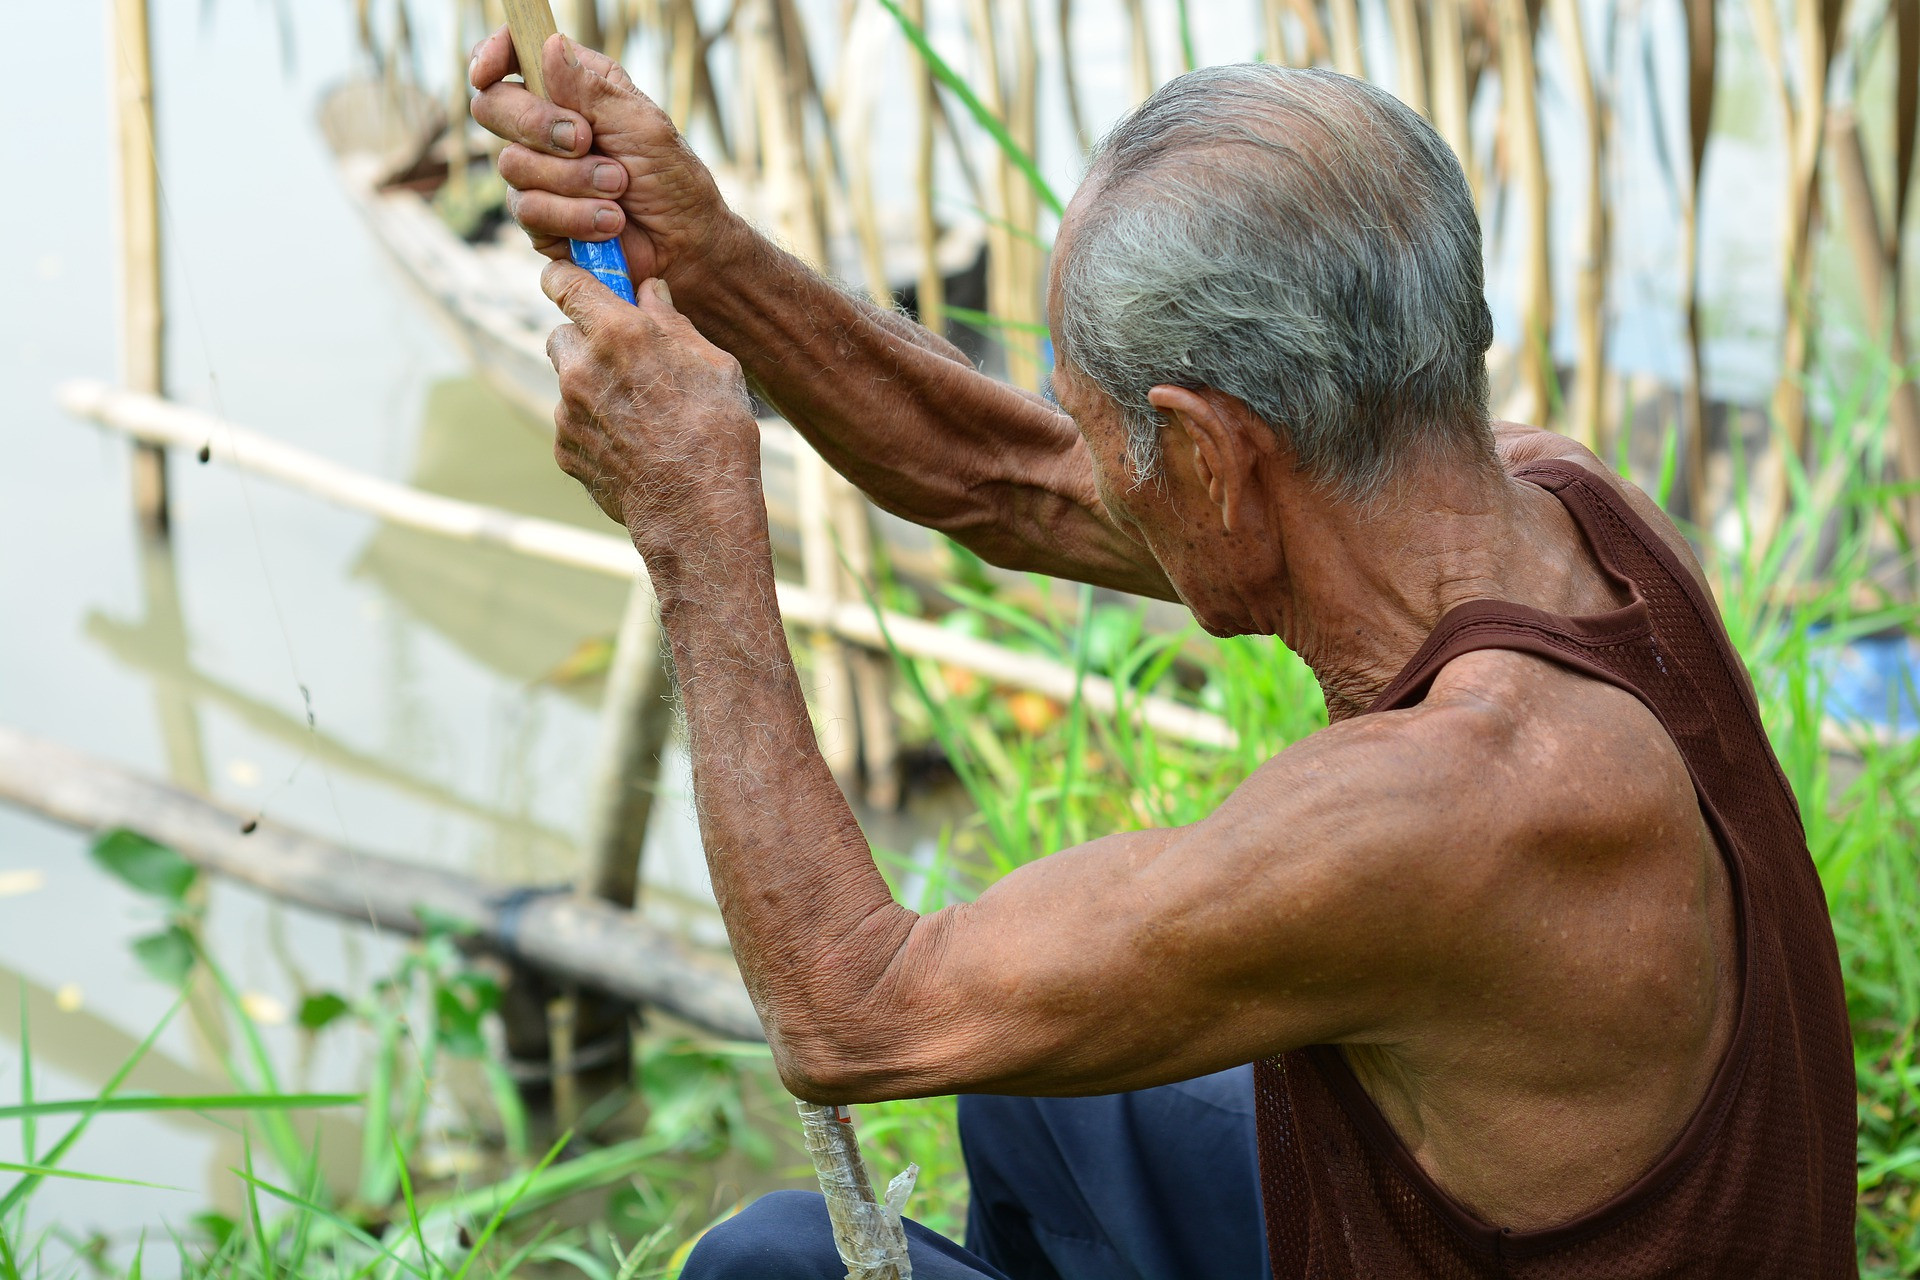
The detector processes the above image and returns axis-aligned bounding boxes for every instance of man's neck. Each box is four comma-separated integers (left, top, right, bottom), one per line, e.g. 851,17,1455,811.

1254,466,1582,719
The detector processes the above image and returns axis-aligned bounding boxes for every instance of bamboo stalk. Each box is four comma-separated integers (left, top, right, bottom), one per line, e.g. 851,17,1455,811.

59,381,1240,750
908,0,945,336
1550,0,1606,453
0,726,765,1042
1829,108,1920,543
1123,0,1153,103
1429,0,1479,204
1680,0,1715,521
577,575,676,907
1494,0,1553,425
1328,0,1365,78
1284,0,1332,66
1060,0,1091,151
1386,0,1428,115
111,0,168,540
1260,0,1291,65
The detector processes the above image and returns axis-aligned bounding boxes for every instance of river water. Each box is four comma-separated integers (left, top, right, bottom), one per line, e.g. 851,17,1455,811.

0,0,1911,1250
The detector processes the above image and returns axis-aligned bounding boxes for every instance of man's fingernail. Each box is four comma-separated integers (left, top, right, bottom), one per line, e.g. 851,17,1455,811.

562,36,582,68
552,120,577,151
594,209,620,234
653,279,673,305
593,163,622,192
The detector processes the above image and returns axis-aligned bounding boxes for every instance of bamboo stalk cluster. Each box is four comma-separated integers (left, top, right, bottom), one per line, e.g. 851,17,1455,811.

385,0,1919,544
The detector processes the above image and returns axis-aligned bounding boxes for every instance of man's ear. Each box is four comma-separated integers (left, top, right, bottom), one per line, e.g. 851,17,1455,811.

1148,385,1244,532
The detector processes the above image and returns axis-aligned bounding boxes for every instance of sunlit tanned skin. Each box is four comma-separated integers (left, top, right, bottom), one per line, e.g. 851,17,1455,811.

472,32,1738,1233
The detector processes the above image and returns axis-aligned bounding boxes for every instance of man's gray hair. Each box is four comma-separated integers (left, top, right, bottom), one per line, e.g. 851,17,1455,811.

1053,64,1496,503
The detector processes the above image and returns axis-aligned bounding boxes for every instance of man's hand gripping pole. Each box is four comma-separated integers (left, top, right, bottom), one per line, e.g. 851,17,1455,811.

500,0,638,304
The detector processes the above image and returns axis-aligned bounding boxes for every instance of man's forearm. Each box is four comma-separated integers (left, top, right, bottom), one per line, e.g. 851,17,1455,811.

652,521,922,1094
675,223,1174,597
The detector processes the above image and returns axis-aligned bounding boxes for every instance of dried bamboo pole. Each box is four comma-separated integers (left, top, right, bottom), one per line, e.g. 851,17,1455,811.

1123,0,1153,103
60,380,1241,749
827,0,907,810
666,0,702,131
908,0,945,335
1829,108,1920,541
744,0,866,788
1328,0,1365,78
111,0,168,539
1550,0,1607,453
1429,0,1479,204
577,575,676,908
1260,0,1291,65
1284,0,1333,66
1494,0,1553,425
1679,0,1715,521
1386,0,1428,115
1750,0,1844,465
1060,0,1091,151
0,726,765,1043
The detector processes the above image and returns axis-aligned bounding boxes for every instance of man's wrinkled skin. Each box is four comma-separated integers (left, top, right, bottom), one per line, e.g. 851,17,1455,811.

476,31,1738,1233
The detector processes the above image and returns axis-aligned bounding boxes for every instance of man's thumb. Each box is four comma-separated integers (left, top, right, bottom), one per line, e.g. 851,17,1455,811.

541,259,624,331
544,35,651,127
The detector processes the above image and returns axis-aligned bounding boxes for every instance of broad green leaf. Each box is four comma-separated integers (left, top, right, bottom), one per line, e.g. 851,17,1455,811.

297,992,351,1031
91,830,197,902
131,926,197,989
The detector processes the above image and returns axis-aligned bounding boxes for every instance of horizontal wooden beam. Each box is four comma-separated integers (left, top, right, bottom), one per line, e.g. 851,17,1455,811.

59,380,1238,749
0,725,766,1042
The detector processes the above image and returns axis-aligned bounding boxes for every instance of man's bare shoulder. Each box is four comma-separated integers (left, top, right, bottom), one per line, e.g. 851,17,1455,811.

1269,650,1700,909
1491,420,1713,595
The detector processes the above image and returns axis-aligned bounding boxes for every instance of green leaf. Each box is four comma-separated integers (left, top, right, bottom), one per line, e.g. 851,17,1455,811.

0,1160,182,1191
131,926,197,989
0,1093,359,1121
874,0,1064,217
191,1212,238,1250
91,830,198,902
297,992,351,1031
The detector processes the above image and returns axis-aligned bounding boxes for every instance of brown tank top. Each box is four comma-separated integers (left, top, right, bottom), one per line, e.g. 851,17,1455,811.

1253,458,1857,1278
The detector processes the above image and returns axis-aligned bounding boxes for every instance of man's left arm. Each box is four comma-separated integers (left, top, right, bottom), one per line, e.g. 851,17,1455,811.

544,266,1485,1101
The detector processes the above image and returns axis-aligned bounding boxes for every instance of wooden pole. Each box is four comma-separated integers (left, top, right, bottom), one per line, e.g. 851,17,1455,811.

1828,108,1920,545
1495,0,1552,426
111,0,168,540
0,726,764,1041
1680,0,1716,523
59,380,1241,749
1551,0,1607,455
577,575,676,907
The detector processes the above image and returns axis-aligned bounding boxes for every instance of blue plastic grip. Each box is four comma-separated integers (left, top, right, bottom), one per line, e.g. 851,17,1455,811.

570,237,637,305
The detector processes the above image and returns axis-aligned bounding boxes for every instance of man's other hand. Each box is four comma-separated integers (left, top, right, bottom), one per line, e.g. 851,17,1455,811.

470,28,747,293
543,266,762,564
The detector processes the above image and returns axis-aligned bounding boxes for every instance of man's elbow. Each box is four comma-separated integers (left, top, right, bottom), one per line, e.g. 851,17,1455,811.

769,1028,915,1104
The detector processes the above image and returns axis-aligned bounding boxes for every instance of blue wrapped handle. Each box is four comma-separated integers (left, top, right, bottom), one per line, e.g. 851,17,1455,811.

570,237,636,305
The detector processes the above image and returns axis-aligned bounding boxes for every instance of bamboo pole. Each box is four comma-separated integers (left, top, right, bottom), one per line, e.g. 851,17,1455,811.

1386,0,1428,115
1060,0,1091,150
1750,0,1843,466
1328,0,1365,78
1494,0,1553,426
0,726,764,1042
1680,0,1715,522
1429,0,1478,205
1284,0,1333,66
59,381,1240,749
1829,108,1920,542
1260,0,1291,65
1123,0,1154,103
111,0,168,540
578,578,676,907
908,0,945,336
1550,0,1606,454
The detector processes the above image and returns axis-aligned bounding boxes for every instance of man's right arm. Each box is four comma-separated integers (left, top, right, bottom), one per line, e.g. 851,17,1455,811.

471,29,1176,599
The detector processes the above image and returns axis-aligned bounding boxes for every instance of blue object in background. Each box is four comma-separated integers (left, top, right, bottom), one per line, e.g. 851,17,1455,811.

1812,631,1920,735
571,237,636,304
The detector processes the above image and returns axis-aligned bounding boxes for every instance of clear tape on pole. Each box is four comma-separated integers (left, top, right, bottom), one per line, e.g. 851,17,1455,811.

796,1101,917,1280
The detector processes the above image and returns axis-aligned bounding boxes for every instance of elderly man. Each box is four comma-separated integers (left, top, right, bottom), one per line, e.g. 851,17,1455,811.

470,34,1856,1280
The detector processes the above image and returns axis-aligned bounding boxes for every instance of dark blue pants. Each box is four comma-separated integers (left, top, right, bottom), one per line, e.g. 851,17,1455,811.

680,1065,1271,1280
